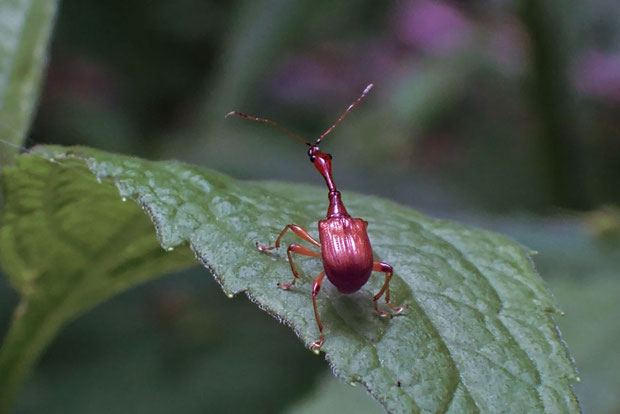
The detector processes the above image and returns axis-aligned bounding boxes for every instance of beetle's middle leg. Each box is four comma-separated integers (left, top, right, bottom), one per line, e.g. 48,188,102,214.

371,261,405,317
310,270,326,353
279,244,321,289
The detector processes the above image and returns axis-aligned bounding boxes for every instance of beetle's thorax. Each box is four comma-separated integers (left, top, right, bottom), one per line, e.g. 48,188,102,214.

327,190,349,218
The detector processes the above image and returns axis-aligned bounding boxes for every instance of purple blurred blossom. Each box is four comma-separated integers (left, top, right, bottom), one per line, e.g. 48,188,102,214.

270,53,343,102
393,0,472,55
574,51,620,102
44,56,123,107
270,42,403,104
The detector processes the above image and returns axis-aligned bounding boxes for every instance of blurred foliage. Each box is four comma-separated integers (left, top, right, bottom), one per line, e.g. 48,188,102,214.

493,217,620,414
0,149,196,411
5,269,324,414
30,0,620,213
284,374,385,414
1,0,619,412
0,0,57,168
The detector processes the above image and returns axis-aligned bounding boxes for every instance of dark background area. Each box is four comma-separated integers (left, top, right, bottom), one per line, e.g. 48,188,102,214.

1,0,619,412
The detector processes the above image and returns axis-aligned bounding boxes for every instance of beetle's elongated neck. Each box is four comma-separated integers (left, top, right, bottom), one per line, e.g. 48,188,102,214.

311,148,350,218
319,166,337,193
319,167,350,218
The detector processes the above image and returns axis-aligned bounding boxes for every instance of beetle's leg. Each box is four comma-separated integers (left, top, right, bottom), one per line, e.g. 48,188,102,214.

257,224,320,251
310,271,326,354
279,244,321,289
372,262,405,317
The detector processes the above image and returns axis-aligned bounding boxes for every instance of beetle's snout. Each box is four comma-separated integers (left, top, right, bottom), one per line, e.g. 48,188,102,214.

312,152,332,175
309,147,336,192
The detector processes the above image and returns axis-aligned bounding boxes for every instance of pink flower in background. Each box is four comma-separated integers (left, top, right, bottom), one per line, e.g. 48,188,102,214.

393,0,472,55
269,54,337,102
270,42,402,104
44,56,122,107
575,51,620,102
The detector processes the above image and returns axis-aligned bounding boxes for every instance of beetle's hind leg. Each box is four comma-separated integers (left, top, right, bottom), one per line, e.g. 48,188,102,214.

371,262,405,317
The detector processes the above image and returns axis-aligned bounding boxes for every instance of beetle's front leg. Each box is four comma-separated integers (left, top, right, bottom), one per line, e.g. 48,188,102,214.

256,224,320,251
257,224,322,289
371,261,405,317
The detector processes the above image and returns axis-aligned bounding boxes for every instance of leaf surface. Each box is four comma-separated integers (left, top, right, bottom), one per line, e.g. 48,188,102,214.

0,145,580,413
0,0,58,167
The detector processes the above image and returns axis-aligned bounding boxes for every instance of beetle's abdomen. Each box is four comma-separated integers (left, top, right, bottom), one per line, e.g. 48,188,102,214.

318,217,373,294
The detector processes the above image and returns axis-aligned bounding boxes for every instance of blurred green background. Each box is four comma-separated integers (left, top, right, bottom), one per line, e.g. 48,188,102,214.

1,0,619,412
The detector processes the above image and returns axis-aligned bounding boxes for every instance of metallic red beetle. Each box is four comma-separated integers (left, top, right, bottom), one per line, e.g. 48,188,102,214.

227,84,403,352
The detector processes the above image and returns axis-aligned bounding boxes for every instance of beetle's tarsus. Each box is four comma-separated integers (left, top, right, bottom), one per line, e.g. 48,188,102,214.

374,298,405,318
278,282,294,290
310,336,324,354
374,300,388,317
256,242,274,251
389,303,405,313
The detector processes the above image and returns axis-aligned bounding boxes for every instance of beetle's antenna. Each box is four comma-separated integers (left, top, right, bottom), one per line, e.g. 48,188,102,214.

315,83,373,146
226,111,311,146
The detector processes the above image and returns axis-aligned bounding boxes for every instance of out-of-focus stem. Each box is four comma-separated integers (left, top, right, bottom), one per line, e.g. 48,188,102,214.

518,0,589,210
0,299,66,414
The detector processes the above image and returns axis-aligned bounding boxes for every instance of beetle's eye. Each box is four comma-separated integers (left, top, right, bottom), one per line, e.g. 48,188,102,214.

310,155,316,163
328,154,333,160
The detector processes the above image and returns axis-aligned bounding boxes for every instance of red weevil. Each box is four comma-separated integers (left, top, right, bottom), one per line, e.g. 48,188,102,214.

227,84,403,353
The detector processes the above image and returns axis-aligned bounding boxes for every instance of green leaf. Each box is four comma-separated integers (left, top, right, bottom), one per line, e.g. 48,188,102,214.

0,0,58,167
497,217,620,414
0,145,580,413
0,148,196,412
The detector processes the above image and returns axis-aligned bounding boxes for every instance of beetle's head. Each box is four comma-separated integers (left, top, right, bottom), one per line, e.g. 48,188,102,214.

307,145,335,191
226,84,373,195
